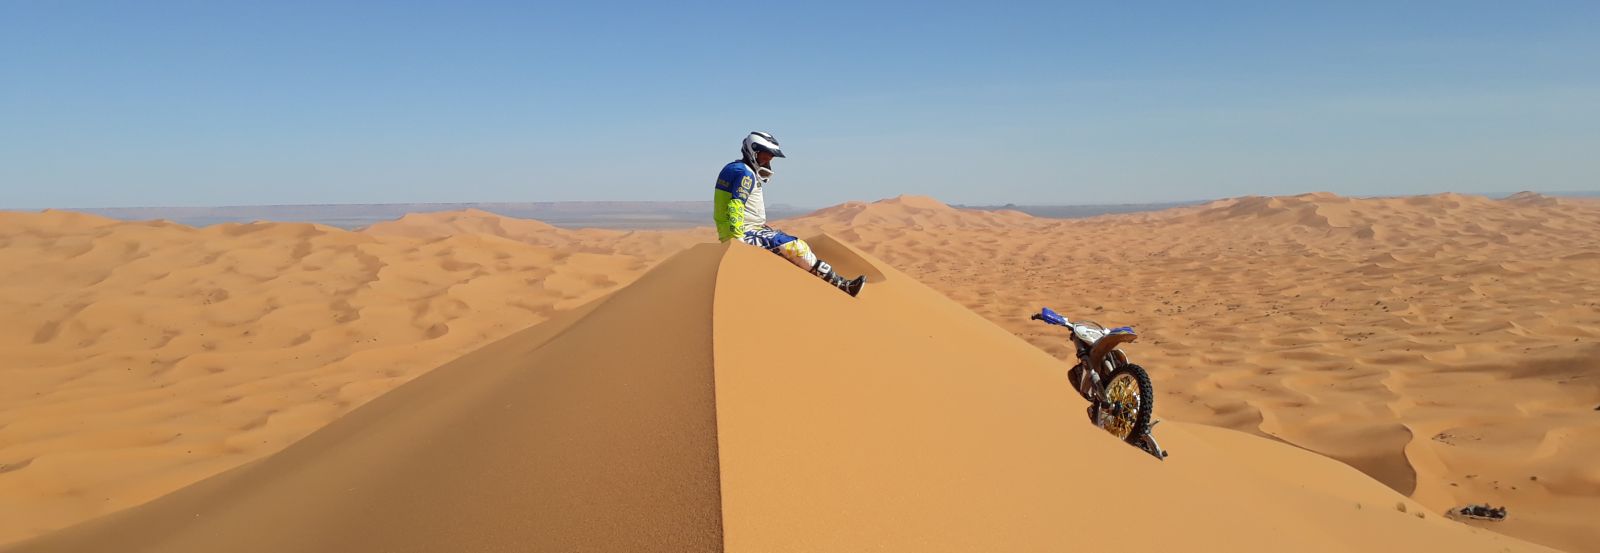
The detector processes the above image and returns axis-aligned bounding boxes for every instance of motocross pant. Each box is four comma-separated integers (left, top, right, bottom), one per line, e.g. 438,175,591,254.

740,228,836,278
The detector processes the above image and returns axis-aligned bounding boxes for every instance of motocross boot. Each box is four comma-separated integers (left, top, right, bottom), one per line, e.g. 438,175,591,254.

831,273,867,297
811,260,867,297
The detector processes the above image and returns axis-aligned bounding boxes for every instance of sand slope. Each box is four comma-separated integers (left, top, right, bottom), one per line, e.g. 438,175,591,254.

3,238,1557,552
2,244,727,553
0,210,708,543
779,193,1600,552
714,236,1550,552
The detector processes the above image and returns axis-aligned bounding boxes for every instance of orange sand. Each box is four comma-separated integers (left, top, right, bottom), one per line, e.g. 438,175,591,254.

1,192,1596,551
0,210,706,542
781,192,1600,552
1,239,1559,552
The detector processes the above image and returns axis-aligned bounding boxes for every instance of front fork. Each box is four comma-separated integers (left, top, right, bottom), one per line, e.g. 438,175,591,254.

1068,362,1101,402
1071,348,1125,400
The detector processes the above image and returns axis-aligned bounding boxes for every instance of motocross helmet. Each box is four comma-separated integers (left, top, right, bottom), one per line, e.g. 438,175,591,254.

741,131,784,177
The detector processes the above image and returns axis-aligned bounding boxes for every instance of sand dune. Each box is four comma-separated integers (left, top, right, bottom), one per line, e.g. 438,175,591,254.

359,208,707,258
2,239,1555,552
0,210,710,544
780,193,1600,552
2,192,1597,550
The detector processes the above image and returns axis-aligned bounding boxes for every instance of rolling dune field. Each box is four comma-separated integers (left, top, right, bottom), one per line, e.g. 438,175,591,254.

1,237,1558,553
1,192,1596,551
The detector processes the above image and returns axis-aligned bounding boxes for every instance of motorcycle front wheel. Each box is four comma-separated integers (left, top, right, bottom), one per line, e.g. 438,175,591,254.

1099,364,1155,442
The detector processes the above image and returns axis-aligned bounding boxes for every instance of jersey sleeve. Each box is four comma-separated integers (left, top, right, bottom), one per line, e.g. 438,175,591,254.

713,165,754,241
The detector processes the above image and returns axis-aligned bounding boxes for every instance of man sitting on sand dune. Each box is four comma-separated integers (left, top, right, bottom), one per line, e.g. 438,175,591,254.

713,131,866,297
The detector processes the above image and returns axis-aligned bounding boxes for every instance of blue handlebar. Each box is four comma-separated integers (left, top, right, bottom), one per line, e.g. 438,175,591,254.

1036,307,1067,326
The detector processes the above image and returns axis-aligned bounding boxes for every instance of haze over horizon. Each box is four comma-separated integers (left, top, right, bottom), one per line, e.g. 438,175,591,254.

3,1,1597,209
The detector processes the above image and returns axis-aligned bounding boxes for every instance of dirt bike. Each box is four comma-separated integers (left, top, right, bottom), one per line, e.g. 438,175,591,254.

1031,307,1168,459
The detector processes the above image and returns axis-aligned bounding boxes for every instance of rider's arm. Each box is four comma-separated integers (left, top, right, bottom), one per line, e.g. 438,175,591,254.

714,167,754,241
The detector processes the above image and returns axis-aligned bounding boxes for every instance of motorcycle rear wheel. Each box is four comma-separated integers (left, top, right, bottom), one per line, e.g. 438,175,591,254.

1100,364,1155,442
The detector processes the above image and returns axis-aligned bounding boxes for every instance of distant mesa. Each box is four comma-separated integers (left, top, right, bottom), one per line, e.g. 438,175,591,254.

1503,191,1563,207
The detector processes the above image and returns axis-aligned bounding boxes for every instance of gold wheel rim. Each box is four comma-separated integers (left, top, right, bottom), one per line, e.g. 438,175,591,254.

1103,373,1141,439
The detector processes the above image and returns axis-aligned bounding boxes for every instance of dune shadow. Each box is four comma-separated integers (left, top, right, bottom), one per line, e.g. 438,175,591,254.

804,234,887,282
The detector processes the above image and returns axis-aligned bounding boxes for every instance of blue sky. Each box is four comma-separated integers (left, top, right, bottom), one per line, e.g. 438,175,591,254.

2,1,1597,208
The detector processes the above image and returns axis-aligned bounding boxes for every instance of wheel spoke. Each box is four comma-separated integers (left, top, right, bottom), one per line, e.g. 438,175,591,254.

1101,373,1142,439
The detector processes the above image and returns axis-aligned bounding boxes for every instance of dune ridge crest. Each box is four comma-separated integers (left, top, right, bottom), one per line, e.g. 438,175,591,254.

781,195,1045,250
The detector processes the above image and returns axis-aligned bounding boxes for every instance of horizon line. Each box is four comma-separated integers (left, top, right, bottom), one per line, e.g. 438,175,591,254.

9,189,1597,213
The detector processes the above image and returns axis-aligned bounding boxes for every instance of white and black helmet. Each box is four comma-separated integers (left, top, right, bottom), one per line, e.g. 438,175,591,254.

741,131,785,170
